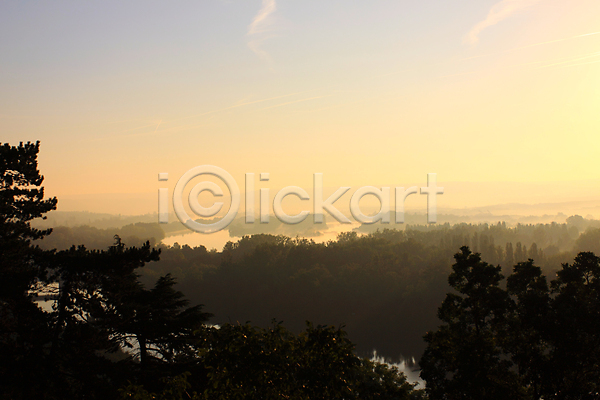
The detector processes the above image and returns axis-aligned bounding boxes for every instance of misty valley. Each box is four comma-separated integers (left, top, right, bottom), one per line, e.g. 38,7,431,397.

4,0,600,396
3,142,600,399
31,209,600,362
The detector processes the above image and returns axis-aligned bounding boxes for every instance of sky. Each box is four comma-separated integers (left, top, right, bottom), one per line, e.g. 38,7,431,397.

2,0,600,216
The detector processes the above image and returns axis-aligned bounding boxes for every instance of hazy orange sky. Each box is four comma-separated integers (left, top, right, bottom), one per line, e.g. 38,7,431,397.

2,0,600,215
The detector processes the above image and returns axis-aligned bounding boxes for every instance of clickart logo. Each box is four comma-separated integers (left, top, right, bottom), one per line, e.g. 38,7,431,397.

158,166,444,233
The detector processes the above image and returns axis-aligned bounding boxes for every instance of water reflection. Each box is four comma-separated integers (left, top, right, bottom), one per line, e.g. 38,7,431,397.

161,222,362,250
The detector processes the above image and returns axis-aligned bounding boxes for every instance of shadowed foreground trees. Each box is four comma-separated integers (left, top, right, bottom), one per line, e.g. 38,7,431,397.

420,247,600,399
1,141,424,399
1,141,58,397
6,141,599,398
120,321,424,400
115,271,213,367
419,247,516,399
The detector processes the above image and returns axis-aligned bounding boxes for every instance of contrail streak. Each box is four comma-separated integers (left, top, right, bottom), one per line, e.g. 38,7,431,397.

462,31,600,61
260,95,334,110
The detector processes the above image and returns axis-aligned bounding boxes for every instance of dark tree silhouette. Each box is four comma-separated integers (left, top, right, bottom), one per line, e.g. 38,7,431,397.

419,246,518,399
546,252,600,398
421,247,600,399
0,141,57,299
505,260,551,399
45,236,162,396
121,321,425,400
115,272,212,367
0,142,206,399
0,141,58,398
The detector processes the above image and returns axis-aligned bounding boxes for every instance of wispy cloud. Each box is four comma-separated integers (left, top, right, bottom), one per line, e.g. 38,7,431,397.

247,0,277,63
465,0,543,46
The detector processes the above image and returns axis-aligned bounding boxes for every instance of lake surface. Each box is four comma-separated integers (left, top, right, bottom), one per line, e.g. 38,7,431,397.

161,222,362,250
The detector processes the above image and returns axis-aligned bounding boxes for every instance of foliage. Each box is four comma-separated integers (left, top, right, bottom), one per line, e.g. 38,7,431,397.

0,142,206,399
2,141,424,399
138,220,599,361
0,141,57,298
121,321,424,400
420,247,600,399
420,247,517,399
114,272,212,367
5,141,600,398
0,141,58,399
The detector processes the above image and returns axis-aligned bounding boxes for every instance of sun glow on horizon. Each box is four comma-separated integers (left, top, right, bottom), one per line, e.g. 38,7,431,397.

1,0,599,215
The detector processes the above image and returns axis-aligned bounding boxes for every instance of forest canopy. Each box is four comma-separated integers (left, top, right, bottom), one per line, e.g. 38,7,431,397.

3,141,600,399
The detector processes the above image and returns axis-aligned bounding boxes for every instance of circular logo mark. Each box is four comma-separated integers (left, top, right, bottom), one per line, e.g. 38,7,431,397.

173,165,240,233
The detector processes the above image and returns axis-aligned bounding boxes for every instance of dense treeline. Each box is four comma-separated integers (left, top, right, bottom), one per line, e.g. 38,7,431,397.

420,247,600,399
38,222,165,249
120,321,425,400
1,142,423,399
34,213,600,360
138,221,599,360
4,141,600,398
30,194,600,362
